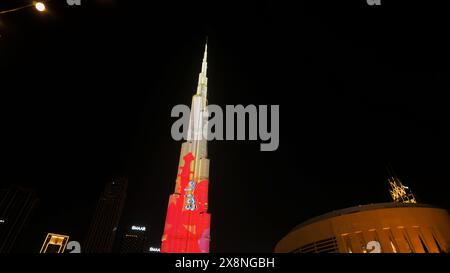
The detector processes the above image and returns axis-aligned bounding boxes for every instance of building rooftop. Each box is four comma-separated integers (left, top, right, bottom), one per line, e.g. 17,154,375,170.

292,202,440,232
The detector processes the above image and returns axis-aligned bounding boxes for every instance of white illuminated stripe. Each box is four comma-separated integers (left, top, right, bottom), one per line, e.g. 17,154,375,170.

131,225,146,231
149,247,160,252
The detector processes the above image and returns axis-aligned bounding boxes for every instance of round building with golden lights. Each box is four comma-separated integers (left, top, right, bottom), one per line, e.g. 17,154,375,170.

275,203,450,253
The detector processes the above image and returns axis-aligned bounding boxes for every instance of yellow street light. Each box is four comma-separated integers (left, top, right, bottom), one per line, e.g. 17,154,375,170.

35,2,46,12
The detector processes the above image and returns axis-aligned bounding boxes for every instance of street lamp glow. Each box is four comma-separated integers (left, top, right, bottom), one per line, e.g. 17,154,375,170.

35,2,46,12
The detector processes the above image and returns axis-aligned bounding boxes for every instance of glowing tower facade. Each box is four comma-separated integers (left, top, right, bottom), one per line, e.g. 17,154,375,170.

161,43,211,253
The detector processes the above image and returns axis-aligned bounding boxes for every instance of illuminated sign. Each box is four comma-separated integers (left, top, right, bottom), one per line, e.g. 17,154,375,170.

131,226,146,231
149,247,161,252
40,233,70,253
184,181,197,211
0,219,5,223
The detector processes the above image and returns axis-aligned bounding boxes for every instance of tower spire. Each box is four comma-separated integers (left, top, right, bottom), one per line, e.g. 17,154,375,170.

197,42,208,99
203,40,207,64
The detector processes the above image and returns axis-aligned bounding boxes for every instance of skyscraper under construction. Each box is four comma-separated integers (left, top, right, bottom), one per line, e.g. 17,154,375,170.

161,43,211,253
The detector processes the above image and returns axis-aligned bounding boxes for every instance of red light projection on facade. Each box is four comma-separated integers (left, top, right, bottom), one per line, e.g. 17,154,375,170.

161,152,211,253
162,43,211,253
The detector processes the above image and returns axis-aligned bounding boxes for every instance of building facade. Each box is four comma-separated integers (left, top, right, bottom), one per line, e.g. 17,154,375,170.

120,225,148,253
161,43,211,253
0,185,38,253
39,233,70,253
84,178,128,253
275,203,450,253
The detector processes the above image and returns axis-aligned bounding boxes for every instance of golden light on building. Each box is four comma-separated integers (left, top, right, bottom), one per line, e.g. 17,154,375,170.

275,203,450,253
388,176,417,204
40,233,69,253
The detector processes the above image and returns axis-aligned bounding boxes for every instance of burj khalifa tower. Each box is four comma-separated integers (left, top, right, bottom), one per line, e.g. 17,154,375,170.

161,43,211,253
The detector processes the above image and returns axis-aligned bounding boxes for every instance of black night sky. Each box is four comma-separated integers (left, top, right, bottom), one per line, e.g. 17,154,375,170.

1,0,449,252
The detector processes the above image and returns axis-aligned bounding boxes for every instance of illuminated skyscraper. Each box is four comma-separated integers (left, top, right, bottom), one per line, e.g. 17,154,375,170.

0,185,38,253
84,178,128,253
161,43,211,253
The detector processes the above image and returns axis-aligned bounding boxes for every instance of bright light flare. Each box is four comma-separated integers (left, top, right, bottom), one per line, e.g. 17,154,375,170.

35,2,46,12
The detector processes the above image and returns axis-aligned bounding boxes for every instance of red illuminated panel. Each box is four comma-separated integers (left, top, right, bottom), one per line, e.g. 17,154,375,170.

161,152,211,253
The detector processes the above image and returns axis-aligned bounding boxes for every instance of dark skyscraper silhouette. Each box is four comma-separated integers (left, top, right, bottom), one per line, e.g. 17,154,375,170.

0,185,38,253
84,178,128,253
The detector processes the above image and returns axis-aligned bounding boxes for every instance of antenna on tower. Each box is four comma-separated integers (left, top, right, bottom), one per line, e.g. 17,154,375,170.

386,164,417,204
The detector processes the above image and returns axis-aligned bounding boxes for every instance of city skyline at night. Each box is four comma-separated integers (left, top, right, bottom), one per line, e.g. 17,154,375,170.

0,0,449,254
